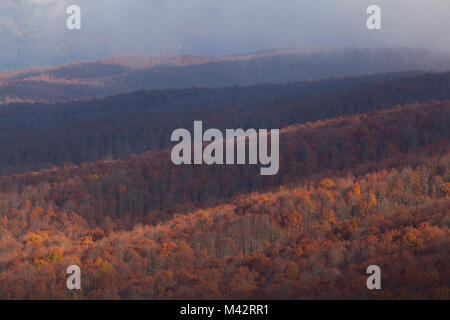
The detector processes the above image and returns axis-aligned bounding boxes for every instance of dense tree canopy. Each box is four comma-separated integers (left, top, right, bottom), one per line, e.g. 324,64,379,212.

0,68,448,299
0,72,448,175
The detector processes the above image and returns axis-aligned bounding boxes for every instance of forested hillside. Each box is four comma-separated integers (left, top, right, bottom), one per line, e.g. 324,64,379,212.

0,100,447,225
1,0,449,303
1,48,449,104
0,126,447,299
0,71,448,175
0,51,448,300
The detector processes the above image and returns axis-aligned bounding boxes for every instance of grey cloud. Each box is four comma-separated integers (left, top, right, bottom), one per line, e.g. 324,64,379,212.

0,0,449,70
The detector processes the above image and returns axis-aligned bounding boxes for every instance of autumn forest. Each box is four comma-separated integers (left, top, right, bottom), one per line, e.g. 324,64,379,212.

0,49,448,300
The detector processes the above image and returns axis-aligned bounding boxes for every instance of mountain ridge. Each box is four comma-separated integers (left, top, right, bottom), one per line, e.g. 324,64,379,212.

1,48,449,105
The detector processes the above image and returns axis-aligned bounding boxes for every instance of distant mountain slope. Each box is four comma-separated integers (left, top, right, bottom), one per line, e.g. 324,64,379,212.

1,100,447,223
0,71,448,175
1,48,449,104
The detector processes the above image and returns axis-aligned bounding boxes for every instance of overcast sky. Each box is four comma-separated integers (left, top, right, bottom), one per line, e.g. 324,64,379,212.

0,0,449,69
